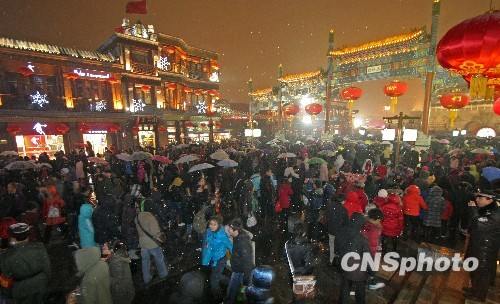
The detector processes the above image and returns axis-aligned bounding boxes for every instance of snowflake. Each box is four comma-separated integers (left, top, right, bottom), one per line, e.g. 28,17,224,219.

196,101,207,114
131,99,145,112
157,56,171,71
30,91,49,107
94,100,106,111
209,71,219,82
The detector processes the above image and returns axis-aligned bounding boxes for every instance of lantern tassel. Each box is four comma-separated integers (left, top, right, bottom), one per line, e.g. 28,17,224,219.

470,75,487,99
390,97,398,114
448,109,458,129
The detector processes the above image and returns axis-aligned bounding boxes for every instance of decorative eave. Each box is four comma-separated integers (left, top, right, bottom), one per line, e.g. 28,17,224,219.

0,37,117,63
120,72,161,82
330,28,427,57
278,71,321,83
98,33,159,52
158,33,218,60
158,70,219,89
249,88,273,96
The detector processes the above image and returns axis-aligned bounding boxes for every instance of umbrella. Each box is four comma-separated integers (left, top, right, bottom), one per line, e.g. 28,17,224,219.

381,141,392,145
266,139,280,145
471,148,491,154
447,148,462,155
210,149,229,160
437,139,450,144
189,163,215,173
131,151,153,161
307,157,327,165
175,144,190,149
5,161,36,171
35,163,53,169
0,151,18,157
152,155,172,164
87,157,109,164
217,159,239,168
116,153,132,162
174,154,199,164
318,150,336,157
482,166,500,182
277,152,297,159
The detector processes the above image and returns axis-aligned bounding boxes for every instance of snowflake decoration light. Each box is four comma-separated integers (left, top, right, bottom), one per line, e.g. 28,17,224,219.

94,100,107,111
196,100,207,114
130,99,145,112
30,91,49,108
157,56,171,71
209,71,219,82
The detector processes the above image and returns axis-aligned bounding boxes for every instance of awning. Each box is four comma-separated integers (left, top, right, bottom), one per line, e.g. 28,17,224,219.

7,122,69,135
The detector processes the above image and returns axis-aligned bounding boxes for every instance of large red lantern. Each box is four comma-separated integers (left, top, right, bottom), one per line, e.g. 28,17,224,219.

108,125,120,133
141,85,151,92
79,124,91,134
437,10,500,99
17,67,34,77
185,121,194,128
341,86,363,101
157,125,167,132
108,76,119,84
55,123,69,134
439,92,470,129
494,97,500,116
6,124,21,135
283,104,300,116
384,80,408,114
305,103,323,115
64,72,79,80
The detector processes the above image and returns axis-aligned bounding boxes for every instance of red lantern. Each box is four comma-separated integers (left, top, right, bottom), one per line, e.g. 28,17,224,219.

64,72,79,80
384,81,408,97
55,123,69,134
108,125,120,133
200,123,207,128
131,126,139,135
79,124,91,134
439,93,470,110
141,85,151,92
108,76,119,84
185,121,194,128
493,97,500,115
214,121,222,128
167,83,177,90
157,125,167,132
6,124,21,135
341,87,363,101
17,67,34,77
184,87,193,93
437,10,500,97
283,104,300,116
305,103,323,115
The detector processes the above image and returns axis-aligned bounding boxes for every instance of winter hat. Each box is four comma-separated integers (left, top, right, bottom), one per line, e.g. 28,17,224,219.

9,223,30,235
378,189,388,198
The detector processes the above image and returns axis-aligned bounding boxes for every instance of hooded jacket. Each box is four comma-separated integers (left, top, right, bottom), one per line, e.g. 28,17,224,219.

230,230,255,281
74,247,112,304
108,253,135,304
381,194,404,237
402,185,428,216
327,199,349,236
201,228,233,267
78,203,96,248
423,186,445,228
343,192,363,219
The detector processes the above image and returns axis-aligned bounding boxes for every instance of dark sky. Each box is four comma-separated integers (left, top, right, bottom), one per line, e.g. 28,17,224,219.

0,0,496,117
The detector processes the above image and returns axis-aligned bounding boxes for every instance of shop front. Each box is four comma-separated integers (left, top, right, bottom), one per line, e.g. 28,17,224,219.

6,122,69,157
78,123,121,155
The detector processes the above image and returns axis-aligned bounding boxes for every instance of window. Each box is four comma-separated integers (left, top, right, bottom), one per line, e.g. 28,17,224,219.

131,50,150,64
72,79,112,111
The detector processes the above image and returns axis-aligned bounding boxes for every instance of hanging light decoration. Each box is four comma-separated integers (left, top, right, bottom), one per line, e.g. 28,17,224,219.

436,10,500,99
283,104,300,116
340,86,363,111
383,80,408,114
440,92,470,129
64,72,79,80
141,85,151,92
305,103,323,115
108,76,119,84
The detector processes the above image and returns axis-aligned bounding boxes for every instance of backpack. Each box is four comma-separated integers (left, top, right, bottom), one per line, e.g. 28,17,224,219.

193,205,209,234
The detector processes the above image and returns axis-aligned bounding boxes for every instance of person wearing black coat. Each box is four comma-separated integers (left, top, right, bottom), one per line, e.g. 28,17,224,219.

226,218,255,304
464,192,500,302
93,195,121,245
327,195,348,265
336,213,370,304
286,223,314,276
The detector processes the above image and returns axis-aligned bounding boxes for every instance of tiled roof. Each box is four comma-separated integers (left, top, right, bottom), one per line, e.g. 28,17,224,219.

0,37,116,62
278,71,321,83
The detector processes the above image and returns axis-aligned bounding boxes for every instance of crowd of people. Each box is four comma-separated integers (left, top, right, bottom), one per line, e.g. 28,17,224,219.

0,135,498,303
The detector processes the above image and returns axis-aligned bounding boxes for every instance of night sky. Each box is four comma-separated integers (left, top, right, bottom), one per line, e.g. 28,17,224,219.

0,0,496,117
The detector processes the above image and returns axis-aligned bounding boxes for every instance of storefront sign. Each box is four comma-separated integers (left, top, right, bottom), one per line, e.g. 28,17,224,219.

367,65,382,74
73,68,110,80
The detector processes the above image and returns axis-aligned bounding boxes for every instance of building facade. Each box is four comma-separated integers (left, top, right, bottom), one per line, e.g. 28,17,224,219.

0,19,224,157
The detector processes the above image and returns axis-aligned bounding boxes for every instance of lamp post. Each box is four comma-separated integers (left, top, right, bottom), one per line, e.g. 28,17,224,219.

383,112,420,166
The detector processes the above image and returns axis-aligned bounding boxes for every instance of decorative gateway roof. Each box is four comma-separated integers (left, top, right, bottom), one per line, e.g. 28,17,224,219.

330,28,427,64
278,70,321,83
249,88,273,96
0,37,117,62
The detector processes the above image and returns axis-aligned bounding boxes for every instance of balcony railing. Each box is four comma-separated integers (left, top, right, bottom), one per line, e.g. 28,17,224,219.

131,62,155,75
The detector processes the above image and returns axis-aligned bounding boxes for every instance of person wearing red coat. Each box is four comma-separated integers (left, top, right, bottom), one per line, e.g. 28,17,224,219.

42,185,66,243
343,192,363,219
440,199,453,238
402,185,427,242
277,179,293,210
373,189,388,208
354,182,369,212
381,194,404,252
